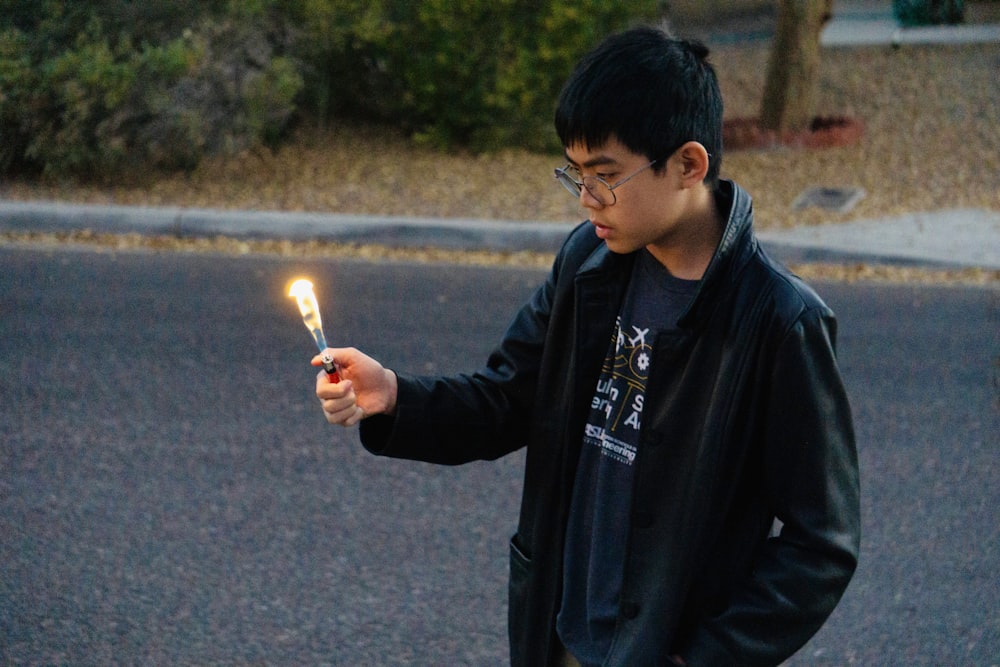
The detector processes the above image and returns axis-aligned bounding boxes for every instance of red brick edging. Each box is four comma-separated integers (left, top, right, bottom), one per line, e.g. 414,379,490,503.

723,115,865,150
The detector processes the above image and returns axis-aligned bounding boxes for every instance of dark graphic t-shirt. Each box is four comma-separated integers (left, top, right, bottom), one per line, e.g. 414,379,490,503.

558,250,699,665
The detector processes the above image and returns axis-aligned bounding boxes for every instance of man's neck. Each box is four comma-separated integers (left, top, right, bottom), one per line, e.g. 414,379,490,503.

646,189,725,280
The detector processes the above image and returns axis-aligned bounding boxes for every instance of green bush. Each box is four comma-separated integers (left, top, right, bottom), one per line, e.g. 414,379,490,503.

130,19,304,170
25,15,141,176
0,0,664,180
287,0,666,151
0,2,302,180
0,27,35,173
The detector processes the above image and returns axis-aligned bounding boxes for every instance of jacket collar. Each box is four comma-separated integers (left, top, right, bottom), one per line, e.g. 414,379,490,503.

678,179,757,328
576,179,758,328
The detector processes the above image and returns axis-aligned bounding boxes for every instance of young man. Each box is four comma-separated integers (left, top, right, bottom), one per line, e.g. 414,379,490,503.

313,27,860,667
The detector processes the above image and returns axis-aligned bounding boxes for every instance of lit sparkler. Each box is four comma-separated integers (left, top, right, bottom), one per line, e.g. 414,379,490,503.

288,278,340,382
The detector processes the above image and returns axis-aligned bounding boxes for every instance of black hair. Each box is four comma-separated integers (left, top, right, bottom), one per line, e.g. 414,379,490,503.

555,26,723,185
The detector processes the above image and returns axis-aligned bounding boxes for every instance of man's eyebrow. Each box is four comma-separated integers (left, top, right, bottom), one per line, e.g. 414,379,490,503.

564,153,619,169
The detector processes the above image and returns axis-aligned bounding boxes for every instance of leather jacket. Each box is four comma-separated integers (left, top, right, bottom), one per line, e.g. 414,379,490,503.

360,180,860,666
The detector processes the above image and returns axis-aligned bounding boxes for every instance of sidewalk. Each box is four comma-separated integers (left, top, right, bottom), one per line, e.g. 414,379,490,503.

1,199,997,270
823,0,1000,46
756,209,1000,269
687,0,1000,46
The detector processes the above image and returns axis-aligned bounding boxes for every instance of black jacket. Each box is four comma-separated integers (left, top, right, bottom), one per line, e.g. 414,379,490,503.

360,180,860,666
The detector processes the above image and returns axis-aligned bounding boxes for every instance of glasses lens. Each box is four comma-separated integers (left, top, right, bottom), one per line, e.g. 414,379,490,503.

554,168,614,205
582,177,613,206
555,169,583,198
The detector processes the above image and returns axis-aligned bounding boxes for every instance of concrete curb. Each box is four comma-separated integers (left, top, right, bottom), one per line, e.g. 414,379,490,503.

757,209,1000,270
0,200,577,254
2,199,998,270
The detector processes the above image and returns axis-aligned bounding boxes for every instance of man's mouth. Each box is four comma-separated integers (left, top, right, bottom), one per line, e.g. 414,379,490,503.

591,220,612,238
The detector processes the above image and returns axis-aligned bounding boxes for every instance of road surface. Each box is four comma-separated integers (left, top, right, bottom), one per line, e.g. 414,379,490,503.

1,246,997,665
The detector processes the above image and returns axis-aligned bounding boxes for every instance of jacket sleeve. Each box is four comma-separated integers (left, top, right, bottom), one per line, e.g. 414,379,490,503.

357,225,590,465
682,305,861,665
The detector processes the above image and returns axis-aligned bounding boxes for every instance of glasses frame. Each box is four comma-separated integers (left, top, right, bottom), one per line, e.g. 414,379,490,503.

554,159,658,207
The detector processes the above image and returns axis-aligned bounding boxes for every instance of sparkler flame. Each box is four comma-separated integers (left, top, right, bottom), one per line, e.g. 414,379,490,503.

289,278,340,381
288,279,328,353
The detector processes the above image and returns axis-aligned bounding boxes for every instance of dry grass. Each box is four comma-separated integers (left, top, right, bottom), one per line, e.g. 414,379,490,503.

2,43,998,234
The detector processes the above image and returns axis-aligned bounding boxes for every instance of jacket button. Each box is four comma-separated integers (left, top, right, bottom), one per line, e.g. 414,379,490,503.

621,602,640,619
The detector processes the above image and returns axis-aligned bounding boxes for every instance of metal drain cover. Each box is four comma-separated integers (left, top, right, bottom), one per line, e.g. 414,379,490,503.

792,186,866,213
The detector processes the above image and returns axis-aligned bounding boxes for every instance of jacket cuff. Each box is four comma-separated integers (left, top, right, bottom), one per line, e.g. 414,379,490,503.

358,413,396,454
358,372,418,456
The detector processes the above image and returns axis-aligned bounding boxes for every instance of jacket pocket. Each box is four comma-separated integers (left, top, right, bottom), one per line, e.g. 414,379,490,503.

509,532,531,576
508,533,531,601
508,533,532,664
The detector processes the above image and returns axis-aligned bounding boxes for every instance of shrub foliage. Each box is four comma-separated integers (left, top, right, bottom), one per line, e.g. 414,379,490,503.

1,0,663,180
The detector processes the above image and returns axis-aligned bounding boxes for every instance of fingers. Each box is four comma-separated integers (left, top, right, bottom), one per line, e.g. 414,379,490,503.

315,370,350,398
311,347,390,426
321,401,365,427
316,373,361,427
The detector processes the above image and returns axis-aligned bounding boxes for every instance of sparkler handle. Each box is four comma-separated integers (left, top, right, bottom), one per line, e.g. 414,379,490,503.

321,352,341,383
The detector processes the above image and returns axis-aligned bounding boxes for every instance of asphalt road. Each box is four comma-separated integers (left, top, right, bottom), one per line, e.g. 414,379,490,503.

2,246,998,666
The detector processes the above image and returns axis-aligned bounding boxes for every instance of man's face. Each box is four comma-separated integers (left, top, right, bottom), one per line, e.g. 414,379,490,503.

564,137,691,257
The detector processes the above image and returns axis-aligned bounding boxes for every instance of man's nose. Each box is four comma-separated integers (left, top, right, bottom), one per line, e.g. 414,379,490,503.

579,184,605,210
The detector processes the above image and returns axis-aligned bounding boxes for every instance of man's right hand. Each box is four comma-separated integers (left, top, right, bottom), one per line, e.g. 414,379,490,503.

313,347,398,427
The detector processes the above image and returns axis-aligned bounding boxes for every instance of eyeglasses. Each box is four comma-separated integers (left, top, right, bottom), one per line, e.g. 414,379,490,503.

553,159,657,207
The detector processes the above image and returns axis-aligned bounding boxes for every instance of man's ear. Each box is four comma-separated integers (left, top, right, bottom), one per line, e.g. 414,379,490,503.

676,141,710,186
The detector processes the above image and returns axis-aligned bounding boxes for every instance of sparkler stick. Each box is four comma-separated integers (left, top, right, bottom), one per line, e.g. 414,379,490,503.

288,279,340,382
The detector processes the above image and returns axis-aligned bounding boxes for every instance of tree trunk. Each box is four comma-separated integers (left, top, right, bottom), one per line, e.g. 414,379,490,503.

759,0,832,133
